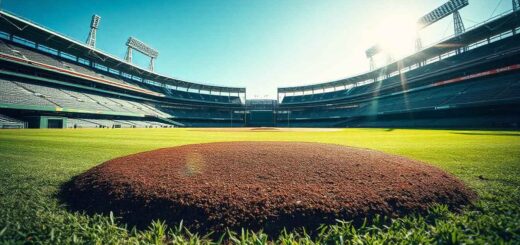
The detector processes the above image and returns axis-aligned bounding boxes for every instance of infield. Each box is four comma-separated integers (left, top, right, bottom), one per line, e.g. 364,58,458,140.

1,128,519,243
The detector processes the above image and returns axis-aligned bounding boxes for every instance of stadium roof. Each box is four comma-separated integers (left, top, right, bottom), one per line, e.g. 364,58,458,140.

278,10,520,94
0,10,245,94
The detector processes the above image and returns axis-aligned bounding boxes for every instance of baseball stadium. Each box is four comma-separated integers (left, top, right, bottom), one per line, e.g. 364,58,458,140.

0,0,519,243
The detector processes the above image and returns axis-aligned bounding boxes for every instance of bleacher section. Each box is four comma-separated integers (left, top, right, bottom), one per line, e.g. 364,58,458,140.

156,86,242,104
0,39,242,105
161,107,243,120
0,40,153,92
278,72,520,128
0,79,56,107
158,107,244,127
0,113,24,128
281,34,520,105
66,118,172,128
0,79,168,117
277,23,520,128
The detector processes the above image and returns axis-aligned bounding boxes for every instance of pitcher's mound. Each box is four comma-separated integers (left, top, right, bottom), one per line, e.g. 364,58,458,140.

61,142,475,234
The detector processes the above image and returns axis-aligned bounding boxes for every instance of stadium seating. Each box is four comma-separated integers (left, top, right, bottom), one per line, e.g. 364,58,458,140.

66,118,172,128
0,39,241,105
0,113,25,128
161,107,243,120
0,79,169,117
283,73,519,122
1,9,518,129
0,79,57,107
281,34,520,105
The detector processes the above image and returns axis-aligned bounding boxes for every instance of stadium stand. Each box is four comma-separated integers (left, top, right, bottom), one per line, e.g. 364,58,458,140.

0,79,56,107
0,79,169,117
0,36,244,105
276,10,520,128
280,34,520,105
0,8,519,128
66,118,172,128
0,10,246,128
0,113,25,128
277,72,520,128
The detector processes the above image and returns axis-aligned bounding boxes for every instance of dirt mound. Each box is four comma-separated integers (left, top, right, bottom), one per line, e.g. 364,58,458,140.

249,127,280,131
61,142,476,234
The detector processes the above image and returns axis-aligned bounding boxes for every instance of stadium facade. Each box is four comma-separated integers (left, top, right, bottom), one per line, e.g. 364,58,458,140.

0,4,519,129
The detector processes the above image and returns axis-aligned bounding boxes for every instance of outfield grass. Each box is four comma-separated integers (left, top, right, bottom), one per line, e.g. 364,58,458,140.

0,128,519,244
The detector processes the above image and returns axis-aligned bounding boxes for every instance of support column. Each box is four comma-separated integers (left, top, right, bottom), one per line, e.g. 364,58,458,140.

415,31,424,67
369,56,375,71
513,0,519,34
453,10,466,54
125,47,132,63
149,57,155,71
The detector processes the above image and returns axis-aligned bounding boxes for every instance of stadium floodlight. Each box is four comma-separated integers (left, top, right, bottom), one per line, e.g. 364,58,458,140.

86,14,101,48
366,45,382,71
365,45,382,58
417,0,469,29
126,37,159,58
124,37,159,71
90,14,101,29
365,0,469,70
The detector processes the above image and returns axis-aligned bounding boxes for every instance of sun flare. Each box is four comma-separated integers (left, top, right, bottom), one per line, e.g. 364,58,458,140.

372,12,419,58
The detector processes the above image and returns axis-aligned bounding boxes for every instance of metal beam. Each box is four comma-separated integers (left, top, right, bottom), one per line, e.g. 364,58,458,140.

149,57,155,72
453,10,465,36
369,57,376,71
125,46,132,63
453,10,466,53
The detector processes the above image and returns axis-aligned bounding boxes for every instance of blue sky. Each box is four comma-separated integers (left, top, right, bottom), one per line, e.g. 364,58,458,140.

0,0,512,98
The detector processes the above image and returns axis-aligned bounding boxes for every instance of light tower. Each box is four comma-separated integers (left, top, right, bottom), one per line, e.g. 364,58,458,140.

365,45,381,71
364,0,469,71
124,37,159,72
86,15,101,48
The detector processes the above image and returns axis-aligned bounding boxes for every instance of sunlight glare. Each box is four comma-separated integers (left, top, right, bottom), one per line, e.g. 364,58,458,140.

373,12,418,58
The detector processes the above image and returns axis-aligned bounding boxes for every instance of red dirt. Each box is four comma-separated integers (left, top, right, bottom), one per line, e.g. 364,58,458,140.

61,142,476,234
249,127,280,131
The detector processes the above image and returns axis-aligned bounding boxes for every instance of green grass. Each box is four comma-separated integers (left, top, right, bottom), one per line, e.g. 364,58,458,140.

0,128,519,244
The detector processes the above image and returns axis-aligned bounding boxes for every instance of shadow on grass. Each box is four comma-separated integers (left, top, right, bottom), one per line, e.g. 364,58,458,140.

451,132,520,137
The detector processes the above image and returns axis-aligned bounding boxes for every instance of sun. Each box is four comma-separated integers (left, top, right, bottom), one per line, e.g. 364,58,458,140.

372,12,419,58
